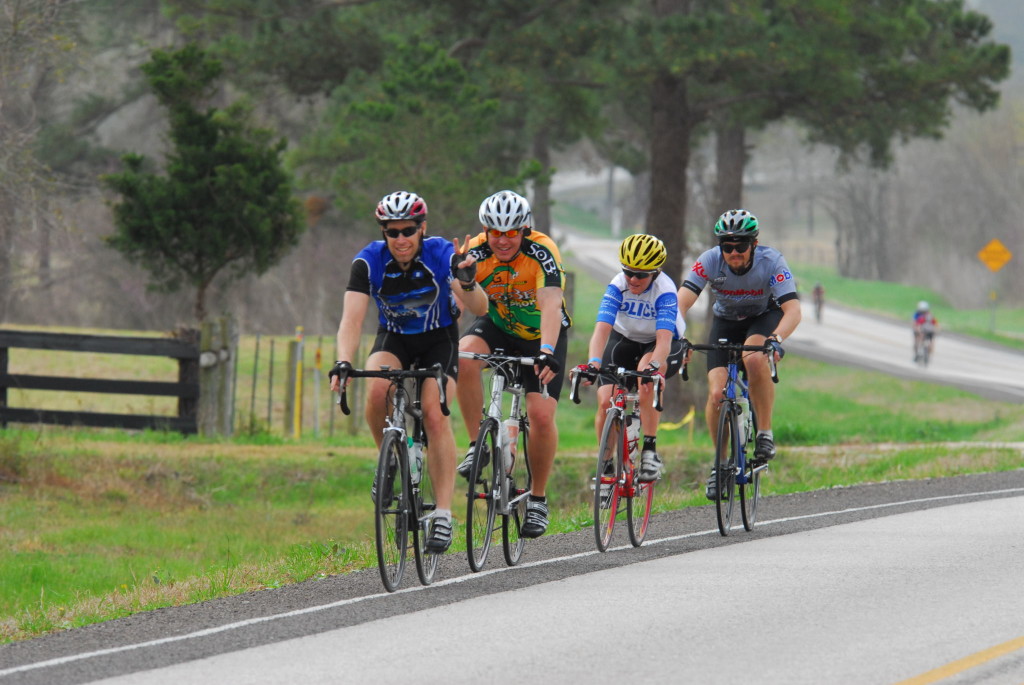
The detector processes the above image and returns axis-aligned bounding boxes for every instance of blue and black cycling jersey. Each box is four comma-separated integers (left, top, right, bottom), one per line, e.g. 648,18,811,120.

347,237,460,334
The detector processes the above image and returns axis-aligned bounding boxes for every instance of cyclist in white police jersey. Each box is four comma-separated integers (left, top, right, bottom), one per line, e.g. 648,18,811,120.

580,234,687,482
676,209,801,499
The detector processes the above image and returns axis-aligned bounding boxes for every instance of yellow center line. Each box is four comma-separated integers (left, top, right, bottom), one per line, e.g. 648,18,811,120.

895,636,1024,684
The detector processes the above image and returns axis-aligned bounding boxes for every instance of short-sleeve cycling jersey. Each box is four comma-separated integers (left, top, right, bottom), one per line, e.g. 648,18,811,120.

681,245,798,320
346,236,460,334
913,311,937,333
597,271,686,343
466,230,572,340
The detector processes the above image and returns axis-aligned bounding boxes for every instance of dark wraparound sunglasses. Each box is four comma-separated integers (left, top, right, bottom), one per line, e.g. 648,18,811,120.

720,241,752,254
622,268,656,280
382,225,421,239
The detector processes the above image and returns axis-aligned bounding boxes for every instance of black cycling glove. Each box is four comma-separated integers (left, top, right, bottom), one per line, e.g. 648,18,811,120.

452,259,477,285
328,360,352,380
535,353,561,376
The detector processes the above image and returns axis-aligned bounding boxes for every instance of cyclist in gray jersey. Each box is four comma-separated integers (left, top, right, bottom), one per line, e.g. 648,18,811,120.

677,209,802,499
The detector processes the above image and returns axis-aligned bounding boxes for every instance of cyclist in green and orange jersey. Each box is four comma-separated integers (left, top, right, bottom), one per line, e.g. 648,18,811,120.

456,190,572,539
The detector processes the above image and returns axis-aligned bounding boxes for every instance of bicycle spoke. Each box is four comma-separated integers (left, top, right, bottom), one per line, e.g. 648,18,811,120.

715,405,737,537
375,432,408,592
413,441,439,585
502,419,530,566
594,412,622,552
466,419,499,572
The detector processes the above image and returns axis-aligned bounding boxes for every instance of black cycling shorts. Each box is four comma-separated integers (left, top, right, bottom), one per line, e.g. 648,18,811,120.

462,316,568,400
706,309,783,371
600,330,685,385
369,323,460,380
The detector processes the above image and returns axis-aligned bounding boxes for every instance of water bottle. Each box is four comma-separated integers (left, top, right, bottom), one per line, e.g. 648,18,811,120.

504,418,519,471
625,416,640,457
735,397,750,446
408,437,423,485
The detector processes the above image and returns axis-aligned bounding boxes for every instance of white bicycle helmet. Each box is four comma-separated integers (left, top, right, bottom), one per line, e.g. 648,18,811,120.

375,191,427,224
479,190,532,232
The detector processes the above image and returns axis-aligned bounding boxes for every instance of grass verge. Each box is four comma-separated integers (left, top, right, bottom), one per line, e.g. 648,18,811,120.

2,353,1023,643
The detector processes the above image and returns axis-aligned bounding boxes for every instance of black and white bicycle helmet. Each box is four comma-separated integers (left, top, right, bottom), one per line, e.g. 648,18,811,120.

375,191,428,224
478,190,532,232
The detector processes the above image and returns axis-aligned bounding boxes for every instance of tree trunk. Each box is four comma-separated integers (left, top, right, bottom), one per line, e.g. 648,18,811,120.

646,71,693,285
713,123,746,213
532,127,552,236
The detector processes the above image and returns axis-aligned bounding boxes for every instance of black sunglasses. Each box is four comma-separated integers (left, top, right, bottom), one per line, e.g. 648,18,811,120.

720,241,752,254
622,268,656,280
382,225,421,239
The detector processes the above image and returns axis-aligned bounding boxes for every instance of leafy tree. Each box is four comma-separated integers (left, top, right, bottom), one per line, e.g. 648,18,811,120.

103,44,304,322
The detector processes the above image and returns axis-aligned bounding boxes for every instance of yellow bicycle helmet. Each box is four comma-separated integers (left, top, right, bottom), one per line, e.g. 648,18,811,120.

619,234,667,271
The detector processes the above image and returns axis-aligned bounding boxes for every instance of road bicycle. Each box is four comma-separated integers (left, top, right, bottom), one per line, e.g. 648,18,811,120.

569,364,663,551
683,340,777,536
913,329,933,367
458,350,541,572
335,362,449,592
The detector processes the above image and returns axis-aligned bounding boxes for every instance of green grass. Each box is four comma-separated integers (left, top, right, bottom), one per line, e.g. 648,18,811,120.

793,263,1024,348
3,226,1024,643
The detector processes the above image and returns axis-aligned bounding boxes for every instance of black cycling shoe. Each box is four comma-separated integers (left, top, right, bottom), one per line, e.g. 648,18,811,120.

754,434,776,461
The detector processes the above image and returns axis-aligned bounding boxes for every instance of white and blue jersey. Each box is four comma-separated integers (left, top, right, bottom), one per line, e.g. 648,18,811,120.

597,272,686,343
347,236,460,334
682,245,798,320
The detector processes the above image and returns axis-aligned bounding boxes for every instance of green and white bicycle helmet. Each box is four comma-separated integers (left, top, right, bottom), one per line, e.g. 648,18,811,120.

713,209,759,240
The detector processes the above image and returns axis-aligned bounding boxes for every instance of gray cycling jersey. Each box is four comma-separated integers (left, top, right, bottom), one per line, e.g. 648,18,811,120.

682,245,798,320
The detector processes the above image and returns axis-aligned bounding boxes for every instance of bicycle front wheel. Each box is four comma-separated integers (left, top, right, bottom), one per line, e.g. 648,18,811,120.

593,410,623,552
375,431,409,592
715,403,738,537
466,418,499,572
627,440,654,547
412,442,439,586
502,417,531,566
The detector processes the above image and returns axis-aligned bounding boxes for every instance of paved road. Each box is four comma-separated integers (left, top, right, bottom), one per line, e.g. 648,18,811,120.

559,230,1024,402
3,474,1022,684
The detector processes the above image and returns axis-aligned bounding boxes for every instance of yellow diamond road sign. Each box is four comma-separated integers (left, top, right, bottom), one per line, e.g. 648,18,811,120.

978,238,1012,272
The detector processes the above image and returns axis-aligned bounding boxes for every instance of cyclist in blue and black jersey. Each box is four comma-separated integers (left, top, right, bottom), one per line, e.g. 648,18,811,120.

676,209,801,499
579,234,688,482
329,191,488,552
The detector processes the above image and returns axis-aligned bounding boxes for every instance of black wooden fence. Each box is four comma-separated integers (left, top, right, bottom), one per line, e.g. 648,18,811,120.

0,329,200,434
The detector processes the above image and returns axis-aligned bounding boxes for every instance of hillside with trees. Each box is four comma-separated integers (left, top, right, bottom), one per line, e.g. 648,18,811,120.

0,0,1018,333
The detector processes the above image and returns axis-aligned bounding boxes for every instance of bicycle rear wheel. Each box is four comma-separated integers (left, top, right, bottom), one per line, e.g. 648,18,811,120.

412,442,439,586
593,410,623,552
502,418,530,566
715,403,738,537
466,418,499,572
627,430,654,547
374,431,409,592
740,407,761,532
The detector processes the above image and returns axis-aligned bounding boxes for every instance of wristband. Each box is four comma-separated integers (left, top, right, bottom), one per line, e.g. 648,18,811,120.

540,343,555,353
589,357,601,365
460,281,476,291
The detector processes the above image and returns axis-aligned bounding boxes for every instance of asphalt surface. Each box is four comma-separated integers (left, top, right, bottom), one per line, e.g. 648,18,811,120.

2,472,1023,683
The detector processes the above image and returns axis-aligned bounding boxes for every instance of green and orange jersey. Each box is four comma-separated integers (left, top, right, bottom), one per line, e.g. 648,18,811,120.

466,230,572,340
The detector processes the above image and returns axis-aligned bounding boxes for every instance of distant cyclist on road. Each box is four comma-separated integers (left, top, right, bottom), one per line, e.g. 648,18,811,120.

676,209,801,499
329,191,488,553
912,301,939,364
456,189,572,539
579,233,687,482
812,282,825,323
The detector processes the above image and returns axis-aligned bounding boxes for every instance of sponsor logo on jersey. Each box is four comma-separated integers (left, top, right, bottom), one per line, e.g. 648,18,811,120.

771,269,793,285
691,261,708,279
620,300,656,318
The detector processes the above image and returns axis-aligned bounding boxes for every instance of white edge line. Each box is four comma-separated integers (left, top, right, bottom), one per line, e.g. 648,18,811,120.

3,486,1022,678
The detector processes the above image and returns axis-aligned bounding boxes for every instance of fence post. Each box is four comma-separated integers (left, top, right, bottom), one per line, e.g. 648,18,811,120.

285,326,304,438
219,315,238,437
177,328,200,432
198,320,219,436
